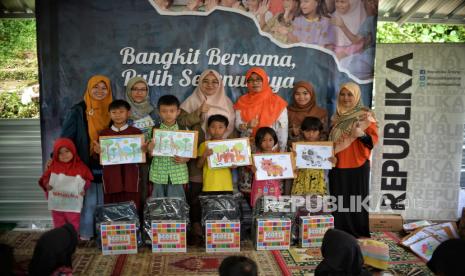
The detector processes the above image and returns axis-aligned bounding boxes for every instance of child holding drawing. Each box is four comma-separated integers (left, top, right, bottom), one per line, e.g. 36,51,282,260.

148,95,191,199
93,100,144,210
39,138,93,233
196,114,234,194
250,127,282,207
291,116,335,195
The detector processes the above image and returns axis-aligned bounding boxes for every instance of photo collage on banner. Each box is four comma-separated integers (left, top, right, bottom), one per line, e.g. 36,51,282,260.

36,0,377,161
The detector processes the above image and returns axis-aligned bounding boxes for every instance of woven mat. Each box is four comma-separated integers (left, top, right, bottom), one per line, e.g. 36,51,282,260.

271,232,434,276
0,231,281,275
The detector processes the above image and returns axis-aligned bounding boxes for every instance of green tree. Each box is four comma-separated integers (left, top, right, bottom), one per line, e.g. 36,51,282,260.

100,140,114,161
129,142,139,158
377,22,465,43
182,138,191,151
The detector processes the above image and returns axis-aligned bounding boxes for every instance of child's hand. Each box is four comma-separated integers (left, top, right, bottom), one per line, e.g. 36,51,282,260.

46,184,53,191
330,15,345,28
328,156,337,166
141,141,149,153
251,164,257,173
46,159,52,169
173,156,190,164
92,141,101,154
148,140,155,155
80,190,85,196
186,0,202,11
205,0,218,11
203,148,213,158
256,0,269,18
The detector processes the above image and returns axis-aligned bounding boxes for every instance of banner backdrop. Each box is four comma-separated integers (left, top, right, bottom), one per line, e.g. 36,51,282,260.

371,43,465,220
37,0,376,162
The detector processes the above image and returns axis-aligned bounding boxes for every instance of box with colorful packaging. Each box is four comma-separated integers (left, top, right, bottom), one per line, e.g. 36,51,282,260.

256,218,291,250
101,223,138,255
151,221,187,253
300,215,334,248
205,220,241,252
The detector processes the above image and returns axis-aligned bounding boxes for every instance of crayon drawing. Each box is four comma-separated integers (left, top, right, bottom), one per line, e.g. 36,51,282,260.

409,236,441,261
100,135,145,165
293,142,334,169
253,153,295,181
206,138,251,168
152,129,198,158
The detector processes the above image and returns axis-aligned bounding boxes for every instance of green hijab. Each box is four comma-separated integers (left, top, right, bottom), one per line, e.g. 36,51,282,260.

124,77,154,120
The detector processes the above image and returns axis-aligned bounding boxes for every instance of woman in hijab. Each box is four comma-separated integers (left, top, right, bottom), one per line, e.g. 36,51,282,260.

60,75,113,240
125,76,158,215
181,69,235,140
330,0,366,51
234,67,288,196
427,239,465,276
288,81,328,145
28,223,78,276
234,67,288,152
328,82,377,238
180,69,236,245
315,228,372,276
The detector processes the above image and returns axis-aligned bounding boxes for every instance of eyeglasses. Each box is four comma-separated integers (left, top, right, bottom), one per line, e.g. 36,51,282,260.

131,88,148,93
247,78,263,83
202,80,220,86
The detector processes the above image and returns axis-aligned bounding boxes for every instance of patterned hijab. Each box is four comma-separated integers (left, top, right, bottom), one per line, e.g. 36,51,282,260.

83,75,113,155
180,69,235,139
288,81,327,129
234,67,287,136
329,82,376,153
124,76,154,120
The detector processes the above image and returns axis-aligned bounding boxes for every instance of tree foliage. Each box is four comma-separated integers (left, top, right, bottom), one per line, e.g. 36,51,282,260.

0,19,36,65
377,22,465,43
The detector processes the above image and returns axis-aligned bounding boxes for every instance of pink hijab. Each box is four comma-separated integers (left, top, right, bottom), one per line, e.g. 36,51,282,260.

181,69,235,139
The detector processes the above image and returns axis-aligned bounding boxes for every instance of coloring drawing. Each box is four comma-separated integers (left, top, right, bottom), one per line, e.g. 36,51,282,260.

409,236,441,261
206,138,251,168
100,135,145,165
152,129,198,158
293,142,334,169
253,153,295,181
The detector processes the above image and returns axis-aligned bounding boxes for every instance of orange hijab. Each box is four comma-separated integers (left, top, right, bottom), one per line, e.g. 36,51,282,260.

83,75,113,155
233,67,287,136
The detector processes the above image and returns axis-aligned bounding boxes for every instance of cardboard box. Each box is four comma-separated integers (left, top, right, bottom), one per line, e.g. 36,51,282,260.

369,213,403,232
256,218,291,250
300,215,334,248
151,220,187,253
205,220,240,252
100,223,138,255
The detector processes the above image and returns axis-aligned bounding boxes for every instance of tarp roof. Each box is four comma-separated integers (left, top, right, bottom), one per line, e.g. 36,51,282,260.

1,0,465,25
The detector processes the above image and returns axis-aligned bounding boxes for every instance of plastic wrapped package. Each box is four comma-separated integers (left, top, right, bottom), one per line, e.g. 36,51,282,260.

252,196,296,244
94,201,142,247
239,197,253,240
199,193,242,225
143,197,190,245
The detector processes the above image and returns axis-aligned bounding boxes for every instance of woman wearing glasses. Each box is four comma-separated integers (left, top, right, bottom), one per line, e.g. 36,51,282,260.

124,77,158,219
180,69,236,245
234,67,288,198
234,67,288,152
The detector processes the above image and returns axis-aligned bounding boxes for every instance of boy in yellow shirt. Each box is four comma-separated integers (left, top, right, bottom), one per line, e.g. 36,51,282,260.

196,115,233,193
